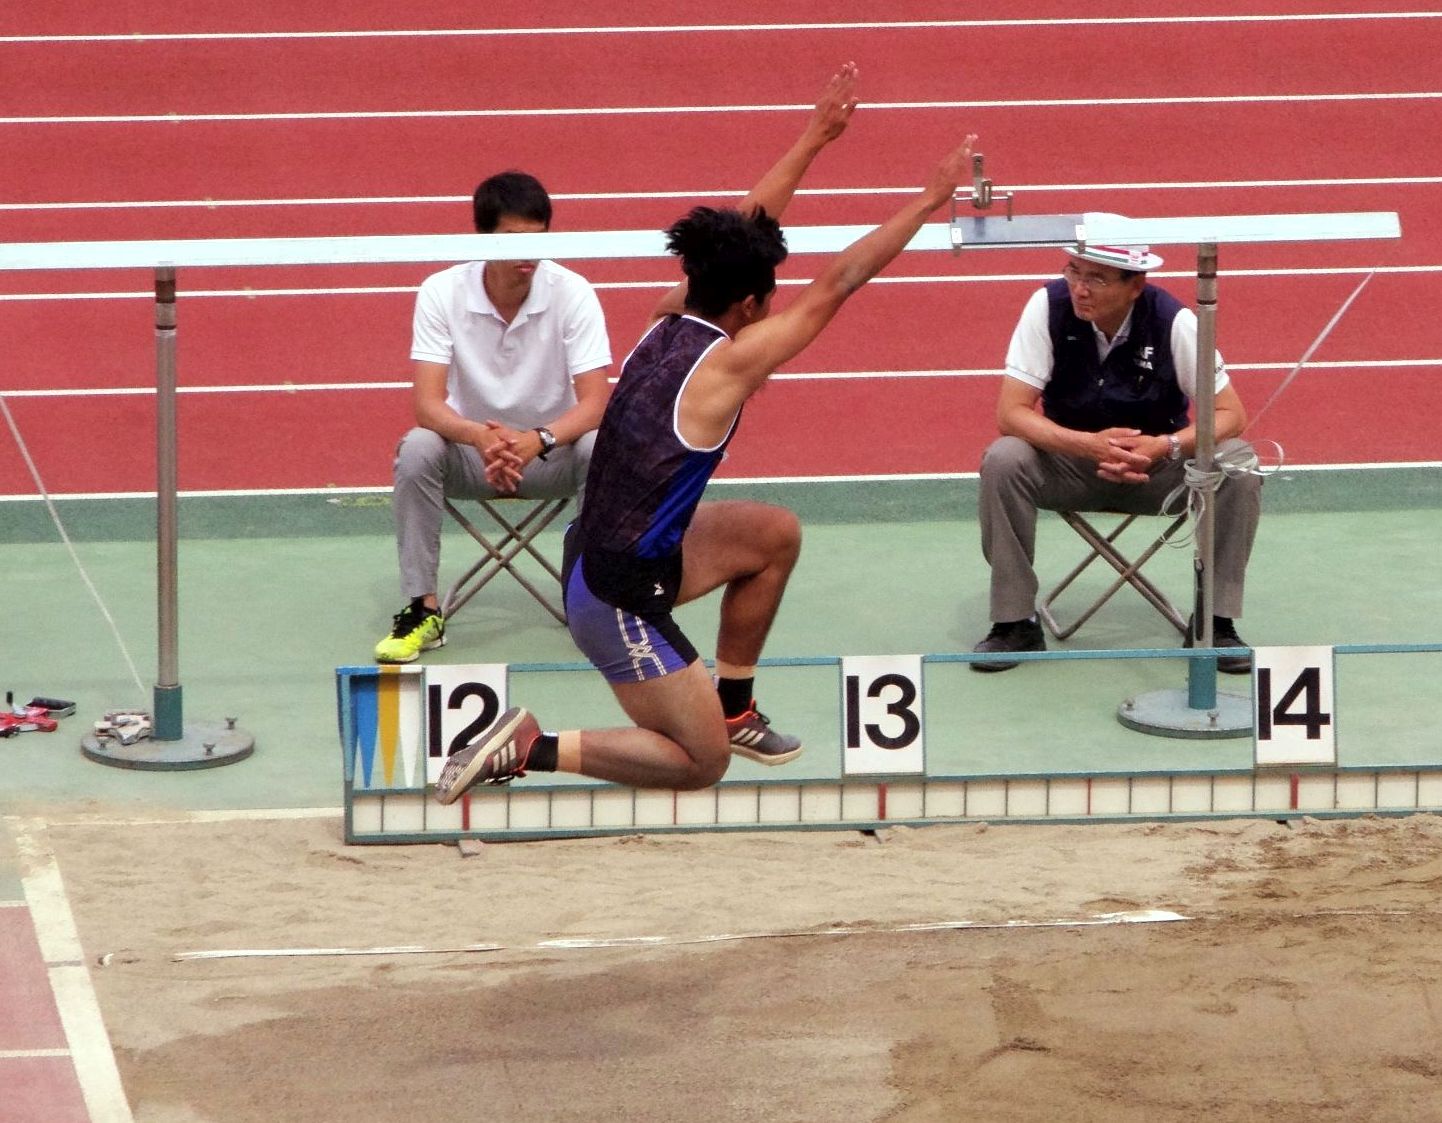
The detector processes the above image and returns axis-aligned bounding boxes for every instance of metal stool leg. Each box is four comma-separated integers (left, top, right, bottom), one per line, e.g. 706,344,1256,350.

440,497,570,624
1037,511,1188,640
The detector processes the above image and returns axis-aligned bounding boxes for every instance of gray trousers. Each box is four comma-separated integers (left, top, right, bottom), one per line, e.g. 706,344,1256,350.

392,426,594,600
978,435,1261,624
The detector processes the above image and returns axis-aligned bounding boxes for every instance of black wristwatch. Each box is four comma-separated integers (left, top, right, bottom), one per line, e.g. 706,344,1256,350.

534,426,557,460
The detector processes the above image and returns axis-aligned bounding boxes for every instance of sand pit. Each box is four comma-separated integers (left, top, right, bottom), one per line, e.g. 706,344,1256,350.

31,811,1442,1122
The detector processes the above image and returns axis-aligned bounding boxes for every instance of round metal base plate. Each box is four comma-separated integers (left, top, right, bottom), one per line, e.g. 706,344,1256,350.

1117,688,1252,740
82,720,255,770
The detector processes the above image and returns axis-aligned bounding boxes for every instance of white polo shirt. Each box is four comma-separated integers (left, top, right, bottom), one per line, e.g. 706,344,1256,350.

410,259,612,430
1003,286,1229,397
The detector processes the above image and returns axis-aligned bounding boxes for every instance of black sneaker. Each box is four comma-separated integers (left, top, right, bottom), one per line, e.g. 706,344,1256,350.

971,618,1046,673
1183,616,1252,675
725,705,803,766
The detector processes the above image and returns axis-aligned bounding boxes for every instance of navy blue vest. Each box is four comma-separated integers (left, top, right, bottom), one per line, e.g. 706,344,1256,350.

574,314,736,611
568,315,738,611
1041,278,1190,435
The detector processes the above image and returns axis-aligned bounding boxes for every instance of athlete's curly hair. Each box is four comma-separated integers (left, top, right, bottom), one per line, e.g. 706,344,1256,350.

664,206,789,319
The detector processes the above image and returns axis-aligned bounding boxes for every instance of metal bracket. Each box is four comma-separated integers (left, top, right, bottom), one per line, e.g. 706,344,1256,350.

950,153,1014,253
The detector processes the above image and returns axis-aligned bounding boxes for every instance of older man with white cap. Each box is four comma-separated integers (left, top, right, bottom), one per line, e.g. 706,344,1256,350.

972,221,1261,672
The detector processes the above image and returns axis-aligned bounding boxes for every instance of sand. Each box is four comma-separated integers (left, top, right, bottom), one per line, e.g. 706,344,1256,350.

30,811,1442,1122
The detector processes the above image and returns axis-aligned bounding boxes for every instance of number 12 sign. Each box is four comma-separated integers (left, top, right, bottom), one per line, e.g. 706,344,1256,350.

1252,646,1336,768
424,664,508,784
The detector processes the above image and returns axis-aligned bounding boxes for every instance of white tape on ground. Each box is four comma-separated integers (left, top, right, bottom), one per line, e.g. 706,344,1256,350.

167,909,1192,962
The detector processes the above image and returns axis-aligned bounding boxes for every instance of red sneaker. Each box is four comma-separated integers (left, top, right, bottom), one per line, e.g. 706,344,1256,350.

434,707,540,803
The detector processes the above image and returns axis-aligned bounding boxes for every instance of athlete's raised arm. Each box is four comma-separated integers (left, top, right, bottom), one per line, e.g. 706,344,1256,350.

679,134,978,440
649,64,859,324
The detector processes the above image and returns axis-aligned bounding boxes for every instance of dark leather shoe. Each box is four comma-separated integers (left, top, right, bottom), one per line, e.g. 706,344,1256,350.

971,618,1046,673
1183,616,1252,674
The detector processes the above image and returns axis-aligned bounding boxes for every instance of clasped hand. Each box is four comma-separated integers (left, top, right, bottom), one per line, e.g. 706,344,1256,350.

1091,428,1165,485
477,420,532,493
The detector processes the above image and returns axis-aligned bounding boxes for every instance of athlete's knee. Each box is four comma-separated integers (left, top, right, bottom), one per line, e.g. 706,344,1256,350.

666,712,732,789
675,747,730,790
757,506,802,568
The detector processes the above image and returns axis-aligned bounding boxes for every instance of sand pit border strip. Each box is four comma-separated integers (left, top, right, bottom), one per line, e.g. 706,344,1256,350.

26,807,343,829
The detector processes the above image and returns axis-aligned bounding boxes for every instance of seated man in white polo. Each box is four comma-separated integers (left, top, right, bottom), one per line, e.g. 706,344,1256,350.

376,171,613,663
973,229,1261,673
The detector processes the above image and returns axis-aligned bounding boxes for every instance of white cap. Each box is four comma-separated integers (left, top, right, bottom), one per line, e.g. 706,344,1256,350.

1071,213,1163,271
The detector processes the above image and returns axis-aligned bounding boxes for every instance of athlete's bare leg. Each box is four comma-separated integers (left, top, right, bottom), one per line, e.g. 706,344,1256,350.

571,660,731,789
540,501,800,791
675,500,801,666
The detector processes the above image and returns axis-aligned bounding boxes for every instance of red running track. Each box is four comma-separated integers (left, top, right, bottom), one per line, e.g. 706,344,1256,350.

0,907,91,1123
8,18,1442,118
1,266,1432,389
7,0,1430,36
2,9,1439,496
6,99,1442,214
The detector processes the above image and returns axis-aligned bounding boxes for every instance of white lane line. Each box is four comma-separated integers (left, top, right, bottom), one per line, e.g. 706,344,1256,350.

2,358,1440,402
3,176,1441,211
7,90,1442,125
0,1048,72,1058
10,818,135,1123
2,359,1439,402
3,265,1440,304
0,460,1437,504
3,357,1441,401
4,11,1440,43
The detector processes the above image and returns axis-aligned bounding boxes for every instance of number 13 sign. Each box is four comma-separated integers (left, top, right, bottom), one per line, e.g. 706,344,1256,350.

1252,646,1336,767
841,655,925,776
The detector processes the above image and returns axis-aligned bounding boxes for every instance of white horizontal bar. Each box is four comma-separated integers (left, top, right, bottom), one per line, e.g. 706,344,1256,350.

0,211,1402,271
0,224,951,271
1082,211,1401,247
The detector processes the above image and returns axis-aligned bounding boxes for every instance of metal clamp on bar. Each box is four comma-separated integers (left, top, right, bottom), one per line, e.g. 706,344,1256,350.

950,153,1015,252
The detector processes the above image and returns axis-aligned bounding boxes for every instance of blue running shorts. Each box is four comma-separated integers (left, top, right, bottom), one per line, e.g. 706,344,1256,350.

562,545,699,685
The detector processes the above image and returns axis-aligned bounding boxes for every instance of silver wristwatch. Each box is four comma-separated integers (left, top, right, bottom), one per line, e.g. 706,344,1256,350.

534,426,557,460
1166,434,1182,461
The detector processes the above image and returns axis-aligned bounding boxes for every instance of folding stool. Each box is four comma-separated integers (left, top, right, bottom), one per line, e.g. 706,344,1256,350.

1036,510,1189,641
440,496,571,624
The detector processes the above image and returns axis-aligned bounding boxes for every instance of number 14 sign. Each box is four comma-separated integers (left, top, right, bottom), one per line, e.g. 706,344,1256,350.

1252,646,1336,768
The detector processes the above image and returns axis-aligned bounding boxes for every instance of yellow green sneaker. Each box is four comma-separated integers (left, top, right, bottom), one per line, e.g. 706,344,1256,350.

374,601,445,664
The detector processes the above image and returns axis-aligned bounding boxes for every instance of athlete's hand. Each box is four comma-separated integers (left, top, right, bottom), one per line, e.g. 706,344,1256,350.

923,134,979,208
805,62,860,145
